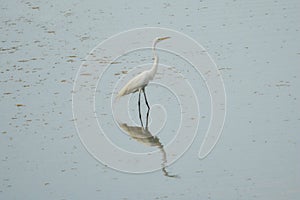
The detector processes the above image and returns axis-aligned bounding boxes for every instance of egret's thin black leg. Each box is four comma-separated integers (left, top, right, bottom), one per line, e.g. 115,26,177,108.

142,88,150,128
146,108,150,128
143,88,150,111
138,90,143,127
142,88,150,127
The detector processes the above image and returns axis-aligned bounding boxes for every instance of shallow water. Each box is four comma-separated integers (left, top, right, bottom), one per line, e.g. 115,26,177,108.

1,0,299,199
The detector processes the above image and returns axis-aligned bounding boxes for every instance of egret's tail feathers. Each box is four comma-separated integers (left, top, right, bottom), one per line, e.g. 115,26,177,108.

115,93,122,101
116,86,128,99
116,90,123,98
115,90,125,102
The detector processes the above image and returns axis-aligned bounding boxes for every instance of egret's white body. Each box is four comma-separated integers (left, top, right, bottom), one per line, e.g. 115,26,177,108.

117,69,155,97
117,37,170,98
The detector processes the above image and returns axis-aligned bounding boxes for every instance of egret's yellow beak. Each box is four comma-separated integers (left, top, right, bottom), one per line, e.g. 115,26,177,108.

158,36,171,41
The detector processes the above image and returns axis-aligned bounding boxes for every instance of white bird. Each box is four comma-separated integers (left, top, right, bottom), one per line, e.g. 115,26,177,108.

117,36,170,126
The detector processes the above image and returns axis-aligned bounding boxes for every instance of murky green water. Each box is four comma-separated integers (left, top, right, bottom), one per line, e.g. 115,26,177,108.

1,0,299,199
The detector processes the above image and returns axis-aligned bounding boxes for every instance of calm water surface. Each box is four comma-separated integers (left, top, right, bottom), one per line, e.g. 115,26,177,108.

0,0,299,199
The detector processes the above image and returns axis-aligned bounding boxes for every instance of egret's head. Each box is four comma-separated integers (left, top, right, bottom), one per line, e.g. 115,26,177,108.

153,36,170,48
156,37,170,42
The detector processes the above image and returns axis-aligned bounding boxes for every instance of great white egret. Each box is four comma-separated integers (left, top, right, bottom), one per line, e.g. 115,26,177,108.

117,37,170,126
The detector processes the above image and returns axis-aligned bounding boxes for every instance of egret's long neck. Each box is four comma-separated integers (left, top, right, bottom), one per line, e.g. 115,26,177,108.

149,41,159,80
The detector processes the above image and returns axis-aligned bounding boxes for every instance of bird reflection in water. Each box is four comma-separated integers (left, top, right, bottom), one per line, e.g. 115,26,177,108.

118,112,178,178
